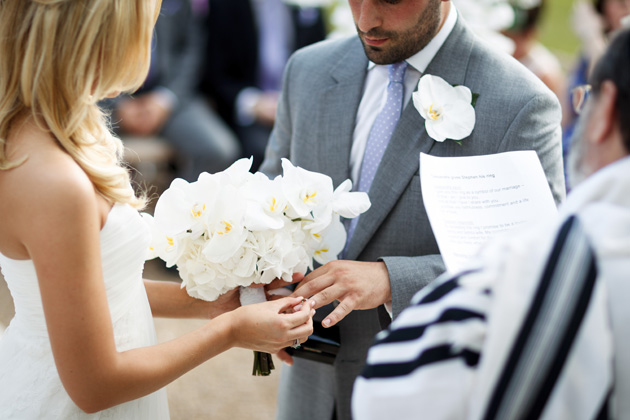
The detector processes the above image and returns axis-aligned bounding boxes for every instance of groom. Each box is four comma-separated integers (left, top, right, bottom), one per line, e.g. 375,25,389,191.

259,0,565,419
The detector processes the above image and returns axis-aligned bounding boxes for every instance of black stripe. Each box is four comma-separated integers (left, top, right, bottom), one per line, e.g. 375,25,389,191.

595,391,610,420
416,269,482,305
417,278,460,304
361,344,480,379
376,308,485,345
525,251,597,419
482,216,598,420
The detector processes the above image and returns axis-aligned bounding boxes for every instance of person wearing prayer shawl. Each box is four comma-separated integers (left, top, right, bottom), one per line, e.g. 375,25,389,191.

353,26,630,420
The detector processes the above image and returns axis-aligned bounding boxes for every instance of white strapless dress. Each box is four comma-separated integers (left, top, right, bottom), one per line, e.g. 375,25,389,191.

0,204,170,419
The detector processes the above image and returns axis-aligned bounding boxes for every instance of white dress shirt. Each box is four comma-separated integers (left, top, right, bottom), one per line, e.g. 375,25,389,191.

349,4,458,184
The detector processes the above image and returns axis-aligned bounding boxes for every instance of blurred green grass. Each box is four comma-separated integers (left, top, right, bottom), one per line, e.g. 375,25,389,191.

539,0,580,58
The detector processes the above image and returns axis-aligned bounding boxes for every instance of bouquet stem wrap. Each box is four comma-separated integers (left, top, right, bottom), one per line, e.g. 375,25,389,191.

239,286,275,376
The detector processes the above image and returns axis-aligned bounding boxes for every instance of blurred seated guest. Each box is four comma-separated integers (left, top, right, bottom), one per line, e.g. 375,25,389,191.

563,0,630,188
353,28,630,420
200,0,326,171
103,0,240,181
503,0,564,100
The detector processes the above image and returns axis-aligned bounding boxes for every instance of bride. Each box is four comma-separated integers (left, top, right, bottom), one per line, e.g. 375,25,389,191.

0,0,314,418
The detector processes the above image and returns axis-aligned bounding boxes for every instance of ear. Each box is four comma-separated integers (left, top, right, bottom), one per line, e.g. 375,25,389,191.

589,81,618,146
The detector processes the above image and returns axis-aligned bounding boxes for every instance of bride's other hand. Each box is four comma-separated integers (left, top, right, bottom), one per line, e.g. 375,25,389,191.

144,280,240,320
228,296,314,354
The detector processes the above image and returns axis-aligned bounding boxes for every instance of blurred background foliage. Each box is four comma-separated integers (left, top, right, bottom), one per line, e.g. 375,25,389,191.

540,0,580,61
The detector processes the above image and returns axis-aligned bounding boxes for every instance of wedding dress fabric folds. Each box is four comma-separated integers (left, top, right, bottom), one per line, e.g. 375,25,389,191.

0,204,169,419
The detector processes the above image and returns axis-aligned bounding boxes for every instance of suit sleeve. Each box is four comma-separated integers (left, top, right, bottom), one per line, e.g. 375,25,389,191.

497,91,566,205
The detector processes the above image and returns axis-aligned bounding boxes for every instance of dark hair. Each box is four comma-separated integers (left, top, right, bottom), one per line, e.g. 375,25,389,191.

590,28,630,152
595,0,605,15
510,1,545,33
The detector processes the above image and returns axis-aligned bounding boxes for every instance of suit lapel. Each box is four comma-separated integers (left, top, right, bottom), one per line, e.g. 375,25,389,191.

315,39,368,188
345,18,475,260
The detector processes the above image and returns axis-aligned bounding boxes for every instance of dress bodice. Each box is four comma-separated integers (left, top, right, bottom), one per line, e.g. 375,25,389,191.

0,204,169,419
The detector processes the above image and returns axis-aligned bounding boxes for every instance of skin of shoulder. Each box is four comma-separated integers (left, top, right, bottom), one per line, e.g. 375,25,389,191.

0,120,110,260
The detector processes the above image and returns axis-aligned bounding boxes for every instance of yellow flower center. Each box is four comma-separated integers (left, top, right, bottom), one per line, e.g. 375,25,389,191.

166,236,174,246
269,197,278,212
428,104,442,121
315,248,329,255
303,191,317,203
217,221,233,235
191,203,206,219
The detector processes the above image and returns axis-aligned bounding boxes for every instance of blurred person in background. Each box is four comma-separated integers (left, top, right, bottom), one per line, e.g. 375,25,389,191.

503,0,565,100
563,0,630,189
103,0,241,182
199,0,327,172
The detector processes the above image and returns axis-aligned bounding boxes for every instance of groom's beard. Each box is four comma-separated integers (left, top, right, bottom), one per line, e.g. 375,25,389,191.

356,0,441,65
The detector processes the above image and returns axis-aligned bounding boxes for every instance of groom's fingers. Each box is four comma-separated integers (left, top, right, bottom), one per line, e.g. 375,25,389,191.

264,272,305,292
320,298,354,328
292,268,336,306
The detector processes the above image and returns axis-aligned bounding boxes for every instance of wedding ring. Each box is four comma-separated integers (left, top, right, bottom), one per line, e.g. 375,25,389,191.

291,338,301,349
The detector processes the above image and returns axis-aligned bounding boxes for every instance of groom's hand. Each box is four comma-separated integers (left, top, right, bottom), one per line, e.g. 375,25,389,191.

261,272,305,300
292,261,391,328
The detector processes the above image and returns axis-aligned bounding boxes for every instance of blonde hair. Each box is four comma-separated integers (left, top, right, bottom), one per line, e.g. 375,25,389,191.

0,0,161,208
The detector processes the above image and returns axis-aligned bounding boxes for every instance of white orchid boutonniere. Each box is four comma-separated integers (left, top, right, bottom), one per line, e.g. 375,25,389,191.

413,74,479,145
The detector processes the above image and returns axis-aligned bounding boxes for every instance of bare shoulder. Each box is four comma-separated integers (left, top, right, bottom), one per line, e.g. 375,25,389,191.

0,120,102,259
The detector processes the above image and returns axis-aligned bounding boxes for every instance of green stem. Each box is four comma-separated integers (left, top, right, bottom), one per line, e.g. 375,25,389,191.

252,351,275,376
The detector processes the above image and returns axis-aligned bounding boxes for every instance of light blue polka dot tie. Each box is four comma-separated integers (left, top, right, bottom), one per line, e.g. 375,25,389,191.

344,61,408,256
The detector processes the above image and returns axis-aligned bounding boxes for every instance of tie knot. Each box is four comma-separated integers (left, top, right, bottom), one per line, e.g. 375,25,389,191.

388,61,408,83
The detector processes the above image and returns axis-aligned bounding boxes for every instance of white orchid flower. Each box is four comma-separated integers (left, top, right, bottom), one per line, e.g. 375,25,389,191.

281,158,334,219
141,212,160,260
331,179,371,219
202,185,249,264
153,176,218,239
312,217,347,265
453,0,515,32
142,211,191,267
413,74,476,143
213,156,255,188
243,173,287,231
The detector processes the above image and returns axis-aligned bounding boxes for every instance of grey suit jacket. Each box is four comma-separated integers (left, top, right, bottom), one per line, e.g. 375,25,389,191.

261,16,565,420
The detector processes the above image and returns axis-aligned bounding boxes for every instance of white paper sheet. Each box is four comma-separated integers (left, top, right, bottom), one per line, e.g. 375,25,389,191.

420,151,557,273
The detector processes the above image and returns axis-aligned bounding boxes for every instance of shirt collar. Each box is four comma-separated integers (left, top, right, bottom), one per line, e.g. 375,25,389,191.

367,3,458,73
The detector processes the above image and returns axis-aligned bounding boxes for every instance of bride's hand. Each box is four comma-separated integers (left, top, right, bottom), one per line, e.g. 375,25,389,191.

263,272,305,301
229,296,314,354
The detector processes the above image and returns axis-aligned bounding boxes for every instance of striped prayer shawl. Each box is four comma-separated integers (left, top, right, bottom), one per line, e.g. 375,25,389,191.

353,216,607,420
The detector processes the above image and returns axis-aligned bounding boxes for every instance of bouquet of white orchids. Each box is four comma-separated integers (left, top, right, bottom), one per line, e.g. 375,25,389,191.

143,158,370,375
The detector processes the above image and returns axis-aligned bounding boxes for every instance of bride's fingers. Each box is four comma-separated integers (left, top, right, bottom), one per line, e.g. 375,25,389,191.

274,295,315,317
283,317,313,348
273,296,306,313
276,349,294,366
280,303,315,329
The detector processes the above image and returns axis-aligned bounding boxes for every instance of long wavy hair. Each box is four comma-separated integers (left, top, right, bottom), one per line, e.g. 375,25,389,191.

0,0,161,208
